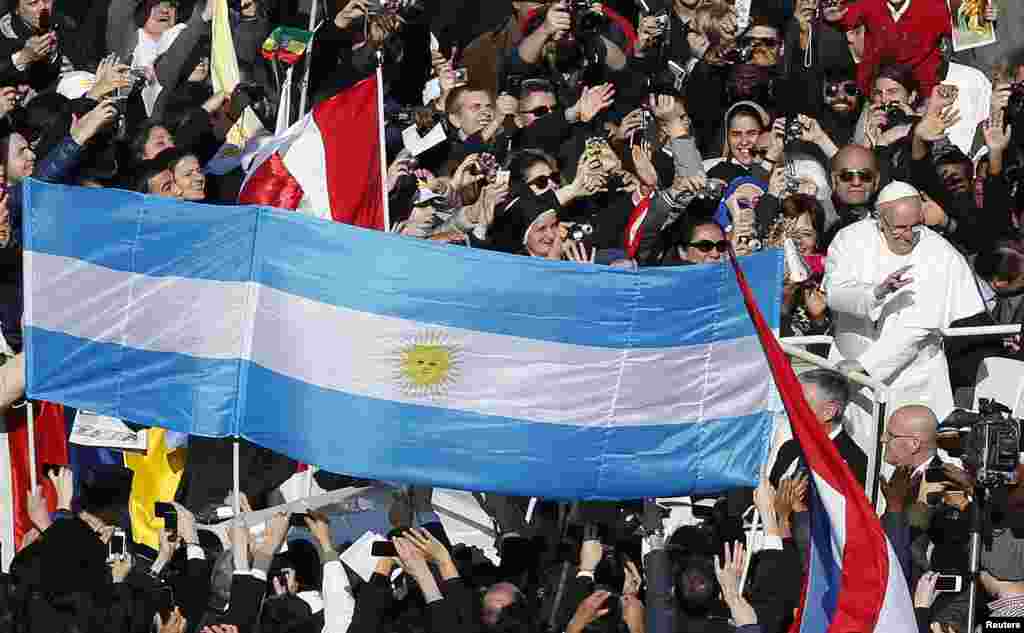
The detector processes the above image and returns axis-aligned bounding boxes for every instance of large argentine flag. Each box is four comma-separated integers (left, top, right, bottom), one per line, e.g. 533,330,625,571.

23,180,783,500
729,255,915,631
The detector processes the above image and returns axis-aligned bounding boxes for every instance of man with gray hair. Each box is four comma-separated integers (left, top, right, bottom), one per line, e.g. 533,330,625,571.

770,368,868,488
823,181,986,456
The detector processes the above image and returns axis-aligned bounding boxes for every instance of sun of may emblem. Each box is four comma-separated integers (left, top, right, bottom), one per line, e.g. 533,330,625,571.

393,331,462,398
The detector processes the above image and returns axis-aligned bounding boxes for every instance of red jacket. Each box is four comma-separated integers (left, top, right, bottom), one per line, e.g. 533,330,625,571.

836,0,951,98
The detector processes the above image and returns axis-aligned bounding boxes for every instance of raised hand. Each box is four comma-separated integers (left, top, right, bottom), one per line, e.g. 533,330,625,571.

70,100,119,145
714,541,757,625
567,591,611,633
49,466,73,512
27,484,51,531
577,83,615,123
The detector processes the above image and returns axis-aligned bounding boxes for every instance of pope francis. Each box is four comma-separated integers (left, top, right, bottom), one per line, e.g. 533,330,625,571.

823,181,986,456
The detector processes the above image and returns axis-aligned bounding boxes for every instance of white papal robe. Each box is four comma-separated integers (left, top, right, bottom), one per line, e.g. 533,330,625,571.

823,219,986,456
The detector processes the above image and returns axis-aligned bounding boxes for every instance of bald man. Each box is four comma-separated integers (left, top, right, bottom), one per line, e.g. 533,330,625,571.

823,182,985,457
825,145,880,246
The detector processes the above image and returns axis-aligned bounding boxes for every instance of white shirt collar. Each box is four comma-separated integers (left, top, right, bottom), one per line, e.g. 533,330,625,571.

910,449,962,479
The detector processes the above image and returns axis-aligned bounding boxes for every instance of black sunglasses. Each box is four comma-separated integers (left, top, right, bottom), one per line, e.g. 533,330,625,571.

837,169,876,183
687,240,730,253
528,172,559,189
520,105,554,118
826,81,861,99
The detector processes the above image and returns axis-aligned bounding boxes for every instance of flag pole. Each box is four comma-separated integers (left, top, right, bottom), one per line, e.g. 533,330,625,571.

232,439,240,517
376,51,391,230
297,0,320,117
26,401,36,491
869,399,888,509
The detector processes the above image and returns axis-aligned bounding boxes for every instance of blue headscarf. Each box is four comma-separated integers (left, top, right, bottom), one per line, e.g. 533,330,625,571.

713,176,767,232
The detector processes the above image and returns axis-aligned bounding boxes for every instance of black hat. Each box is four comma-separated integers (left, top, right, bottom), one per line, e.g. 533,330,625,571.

488,190,560,255
79,464,132,527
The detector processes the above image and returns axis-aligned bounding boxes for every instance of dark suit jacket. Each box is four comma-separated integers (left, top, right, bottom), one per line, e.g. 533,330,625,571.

770,430,868,489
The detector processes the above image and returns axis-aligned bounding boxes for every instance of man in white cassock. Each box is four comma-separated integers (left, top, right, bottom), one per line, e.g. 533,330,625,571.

822,181,986,460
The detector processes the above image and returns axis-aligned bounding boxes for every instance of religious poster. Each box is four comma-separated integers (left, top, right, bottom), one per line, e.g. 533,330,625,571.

947,0,997,52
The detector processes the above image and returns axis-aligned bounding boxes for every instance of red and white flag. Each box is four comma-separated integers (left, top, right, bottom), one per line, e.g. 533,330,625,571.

238,76,386,230
1,402,68,567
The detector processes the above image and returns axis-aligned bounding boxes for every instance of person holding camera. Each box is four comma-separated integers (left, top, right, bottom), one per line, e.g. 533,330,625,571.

0,0,77,93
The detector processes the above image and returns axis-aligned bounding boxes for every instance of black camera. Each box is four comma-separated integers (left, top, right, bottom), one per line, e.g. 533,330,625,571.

649,61,688,98
230,82,276,131
568,0,605,35
567,222,594,243
155,501,178,532
881,102,913,131
504,73,525,96
784,117,806,146
1006,82,1024,133
941,399,1021,487
365,0,425,24
723,40,755,65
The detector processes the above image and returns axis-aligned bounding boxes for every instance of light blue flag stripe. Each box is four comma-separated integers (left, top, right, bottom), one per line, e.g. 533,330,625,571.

24,327,775,498
240,364,774,499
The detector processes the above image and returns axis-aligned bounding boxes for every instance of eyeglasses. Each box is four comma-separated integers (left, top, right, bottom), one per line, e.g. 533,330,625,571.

527,172,559,189
836,169,876,184
687,240,730,253
882,430,919,444
825,81,861,99
521,78,556,93
878,213,920,238
520,105,554,118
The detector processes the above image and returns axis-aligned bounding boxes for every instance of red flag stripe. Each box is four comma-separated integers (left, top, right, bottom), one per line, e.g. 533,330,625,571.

312,75,386,230
726,252,890,632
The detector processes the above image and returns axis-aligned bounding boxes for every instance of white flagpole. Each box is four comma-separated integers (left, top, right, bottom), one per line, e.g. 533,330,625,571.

376,52,390,230
232,439,240,517
26,401,35,492
297,0,320,118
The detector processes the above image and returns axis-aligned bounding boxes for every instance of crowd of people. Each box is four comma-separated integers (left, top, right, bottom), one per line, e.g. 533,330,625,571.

0,0,1024,631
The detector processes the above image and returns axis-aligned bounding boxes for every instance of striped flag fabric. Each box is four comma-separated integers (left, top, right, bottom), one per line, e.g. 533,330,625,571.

238,76,386,230
728,253,916,632
0,401,68,564
23,180,782,500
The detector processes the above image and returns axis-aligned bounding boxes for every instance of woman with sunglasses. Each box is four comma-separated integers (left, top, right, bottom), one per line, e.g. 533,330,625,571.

648,214,728,266
507,149,606,206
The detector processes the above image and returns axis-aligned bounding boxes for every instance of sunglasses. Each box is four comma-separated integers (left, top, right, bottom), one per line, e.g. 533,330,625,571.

825,81,861,99
837,169,876,184
527,172,559,189
688,240,730,253
520,105,554,118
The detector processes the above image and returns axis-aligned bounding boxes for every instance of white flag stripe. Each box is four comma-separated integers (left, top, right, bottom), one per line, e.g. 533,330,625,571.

26,252,775,427
283,115,331,220
27,253,249,360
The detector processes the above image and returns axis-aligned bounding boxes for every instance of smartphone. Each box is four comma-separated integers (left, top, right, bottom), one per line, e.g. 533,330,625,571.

38,8,50,32
154,502,178,532
935,574,963,593
288,513,309,528
371,540,398,557
108,527,127,562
